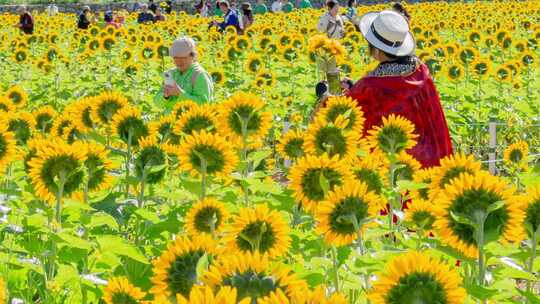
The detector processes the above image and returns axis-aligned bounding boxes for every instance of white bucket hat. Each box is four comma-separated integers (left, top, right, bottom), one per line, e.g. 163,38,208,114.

359,10,415,56
169,36,197,58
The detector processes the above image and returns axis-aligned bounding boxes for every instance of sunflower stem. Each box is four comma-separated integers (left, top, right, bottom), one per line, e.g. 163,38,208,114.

201,157,207,200
331,246,340,292
526,230,538,296
49,171,66,281
125,129,133,198
475,211,487,287
138,169,146,209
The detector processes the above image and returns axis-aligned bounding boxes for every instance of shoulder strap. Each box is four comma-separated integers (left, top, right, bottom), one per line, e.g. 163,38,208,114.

191,66,203,87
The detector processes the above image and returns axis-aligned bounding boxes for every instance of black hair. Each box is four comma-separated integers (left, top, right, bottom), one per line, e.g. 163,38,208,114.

392,2,410,21
326,0,337,9
347,0,355,8
104,13,113,22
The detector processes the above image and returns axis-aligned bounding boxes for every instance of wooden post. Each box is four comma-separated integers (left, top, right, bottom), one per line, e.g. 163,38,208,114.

488,121,497,175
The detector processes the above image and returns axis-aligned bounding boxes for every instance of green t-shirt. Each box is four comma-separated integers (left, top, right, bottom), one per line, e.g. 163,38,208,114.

282,2,294,13
214,7,223,17
300,0,312,9
254,3,268,14
154,63,214,110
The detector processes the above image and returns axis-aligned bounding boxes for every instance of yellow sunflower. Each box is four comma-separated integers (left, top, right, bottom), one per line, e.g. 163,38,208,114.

150,235,219,299
111,106,149,147
172,100,198,119
368,251,467,304
433,172,525,258
148,115,182,151
201,252,308,303
224,204,290,258
522,184,540,238
176,286,248,304
91,91,129,125
404,199,437,235
316,96,365,132
186,198,230,237
0,124,16,172
5,111,36,145
367,114,418,154
348,153,389,196
304,116,363,161
5,85,28,108
0,96,15,113
32,105,57,134
134,136,168,184
409,167,436,201
102,277,146,304
277,130,305,160
174,104,218,136
503,141,529,171
177,130,239,178
289,154,354,213
0,278,6,304
72,97,97,132
429,153,482,200
245,53,264,74
51,116,73,139
394,152,422,182
315,181,385,246
82,142,115,193
217,92,272,148
28,139,86,202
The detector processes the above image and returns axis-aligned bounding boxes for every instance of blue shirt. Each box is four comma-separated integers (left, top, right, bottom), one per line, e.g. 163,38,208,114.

219,9,240,31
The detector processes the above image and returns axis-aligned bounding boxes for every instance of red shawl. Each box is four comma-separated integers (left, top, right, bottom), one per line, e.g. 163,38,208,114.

345,60,453,167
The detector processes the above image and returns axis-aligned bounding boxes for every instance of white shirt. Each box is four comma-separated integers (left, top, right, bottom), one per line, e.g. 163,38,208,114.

271,1,282,13
317,12,345,39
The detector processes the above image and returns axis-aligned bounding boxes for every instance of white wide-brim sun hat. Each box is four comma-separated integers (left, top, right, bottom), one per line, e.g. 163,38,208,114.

359,10,415,56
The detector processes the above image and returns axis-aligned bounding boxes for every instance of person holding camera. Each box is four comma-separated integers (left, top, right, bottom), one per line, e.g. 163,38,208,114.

154,37,214,110
315,9,452,167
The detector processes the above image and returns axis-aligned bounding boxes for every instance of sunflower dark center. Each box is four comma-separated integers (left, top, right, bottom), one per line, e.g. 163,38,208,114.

117,117,148,146
235,220,276,253
448,189,509,246
9,92,22,104
314,126,347,157
36,114,53,133
301,168,343,201
284,138,304,159
439,167,473,188
189,144,225,174
0,103,8,112
329,197,369,235
85,154,106,190
194,206,223,233
40,155,84,196
98,101,122,122
0,135,7,160
525,200,540,236
110,292,139,304
376,125,408,154
56,120,71,137
8,119,31,145
182,115,215,135
228,105,262,136
326,105,356,130
385,272,447,304
135,146,167,184
353,168,383,195
508,149,524,163
159,123,181,145
222,270,280,301
166,250,204,297
82,108,93,128
395,162,415,181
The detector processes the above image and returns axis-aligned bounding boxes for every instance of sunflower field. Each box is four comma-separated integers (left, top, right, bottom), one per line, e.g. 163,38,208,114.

0,1,540,303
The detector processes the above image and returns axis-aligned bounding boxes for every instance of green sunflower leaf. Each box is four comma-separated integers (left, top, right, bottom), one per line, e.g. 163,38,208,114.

195,253,209,279
146,163,168,174
96,235,149,264
319,173,330,197
450,211,476,228
516,289,540,304
465,283,497,301
487,200,505,215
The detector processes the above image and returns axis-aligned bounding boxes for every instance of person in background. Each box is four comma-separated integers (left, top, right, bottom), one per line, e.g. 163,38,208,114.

212,1,241,32
213,1,223,16
317,0,344,39
254,0,268,14
165,0,173,13
47,1,59,16
104,10,119,28
281,0,294,13
271,0,282,13
16,5,34,35
77,5,91,29
149,0,158,13
155,36,214,109
299,0,312,9
155,7,167,21
195,0,209,17
345,0,356,21
138,4,155,24
114,12,126,26
392,2,411,23
241,3,254,31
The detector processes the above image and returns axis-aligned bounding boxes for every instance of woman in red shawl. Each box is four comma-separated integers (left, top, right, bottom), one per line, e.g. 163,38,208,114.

318,9,452,167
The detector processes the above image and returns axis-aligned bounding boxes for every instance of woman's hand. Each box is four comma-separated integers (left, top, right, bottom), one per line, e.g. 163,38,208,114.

164,83,183,97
